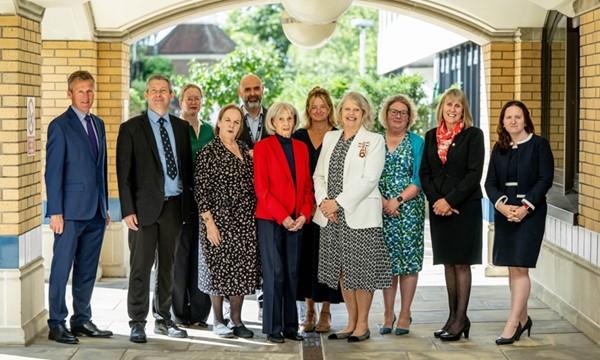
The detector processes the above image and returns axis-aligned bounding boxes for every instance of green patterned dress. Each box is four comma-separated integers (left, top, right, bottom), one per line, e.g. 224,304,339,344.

379,133,425,276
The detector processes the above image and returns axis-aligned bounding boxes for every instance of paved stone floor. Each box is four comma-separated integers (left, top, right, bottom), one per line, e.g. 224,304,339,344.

1,231,599,359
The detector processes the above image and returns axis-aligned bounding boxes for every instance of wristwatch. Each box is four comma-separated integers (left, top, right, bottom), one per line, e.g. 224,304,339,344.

396,195,404,204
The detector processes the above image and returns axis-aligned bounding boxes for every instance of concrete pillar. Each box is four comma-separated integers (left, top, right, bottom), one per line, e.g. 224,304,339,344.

0,8,48,344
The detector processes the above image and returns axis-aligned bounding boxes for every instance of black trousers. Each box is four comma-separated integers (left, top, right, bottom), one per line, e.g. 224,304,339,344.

257,219,301,335
171,208,211,324
127,196,182,325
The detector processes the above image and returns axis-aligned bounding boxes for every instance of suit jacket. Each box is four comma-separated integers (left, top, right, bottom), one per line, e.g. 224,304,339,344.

239,106,269,149
419,126,484,208
484,134,554,211
254,135,314,224
313,127,385,229
116,112,193,227
45,107,108,220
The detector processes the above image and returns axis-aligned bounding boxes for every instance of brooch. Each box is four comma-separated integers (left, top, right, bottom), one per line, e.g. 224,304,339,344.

358,141,370,158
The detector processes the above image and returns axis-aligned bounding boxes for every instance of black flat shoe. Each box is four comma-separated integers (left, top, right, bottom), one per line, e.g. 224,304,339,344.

283,331,304,341
48,324,79,345
129,323,147,343
439,320,470,342
347,329,370,342
232,324,254,338
71,321,113,338
267,333,285,343
496,323,522,345
328,331,351,340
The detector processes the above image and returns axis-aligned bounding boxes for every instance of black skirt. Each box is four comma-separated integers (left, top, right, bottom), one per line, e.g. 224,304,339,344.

430,198,482,265
296,222,344,303
493,202,546,268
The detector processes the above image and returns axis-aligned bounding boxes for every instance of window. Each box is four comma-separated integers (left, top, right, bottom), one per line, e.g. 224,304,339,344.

541,10,579,220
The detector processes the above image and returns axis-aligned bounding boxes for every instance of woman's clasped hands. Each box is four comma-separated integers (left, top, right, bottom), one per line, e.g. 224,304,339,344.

497,203,527,222
283,215,307,231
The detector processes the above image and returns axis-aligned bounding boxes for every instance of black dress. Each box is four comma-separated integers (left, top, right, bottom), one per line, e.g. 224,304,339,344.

292,129,343,303
194,138,261,296
485,134,554,267
419,126,485,265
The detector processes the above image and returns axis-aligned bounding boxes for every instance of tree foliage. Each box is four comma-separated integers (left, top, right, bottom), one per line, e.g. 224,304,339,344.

176,45,285,120
224,4,290,59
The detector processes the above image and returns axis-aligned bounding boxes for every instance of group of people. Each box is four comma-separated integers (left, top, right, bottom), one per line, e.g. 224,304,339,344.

44,70,554,347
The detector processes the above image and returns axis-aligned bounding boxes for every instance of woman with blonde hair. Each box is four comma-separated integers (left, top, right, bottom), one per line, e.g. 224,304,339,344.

293,87,342,334
315,91,391,342
419,88,484,341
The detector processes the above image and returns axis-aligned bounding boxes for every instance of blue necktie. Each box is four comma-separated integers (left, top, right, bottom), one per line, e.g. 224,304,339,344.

84,114,98,160
158,118,178,180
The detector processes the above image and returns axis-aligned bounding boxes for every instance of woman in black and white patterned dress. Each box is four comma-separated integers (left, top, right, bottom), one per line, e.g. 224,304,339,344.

194,104,260,339
314,92,392,343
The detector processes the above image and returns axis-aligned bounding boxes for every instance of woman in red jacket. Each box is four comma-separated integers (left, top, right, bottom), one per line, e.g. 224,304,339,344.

254,102,314,343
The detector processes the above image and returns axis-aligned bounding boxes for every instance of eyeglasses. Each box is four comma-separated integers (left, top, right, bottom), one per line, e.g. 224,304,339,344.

388,109,409,118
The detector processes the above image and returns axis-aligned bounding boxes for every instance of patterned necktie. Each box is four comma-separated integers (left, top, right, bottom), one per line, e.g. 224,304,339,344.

84,114,98,160
158,118,177,179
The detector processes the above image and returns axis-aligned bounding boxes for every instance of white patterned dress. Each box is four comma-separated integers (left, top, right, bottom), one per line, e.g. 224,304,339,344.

318,135,392,291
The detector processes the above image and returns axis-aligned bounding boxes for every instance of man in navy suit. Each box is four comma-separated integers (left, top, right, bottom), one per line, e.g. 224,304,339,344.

45,70,113,344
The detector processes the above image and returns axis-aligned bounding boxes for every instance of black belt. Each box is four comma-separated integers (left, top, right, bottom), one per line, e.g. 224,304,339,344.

164,195,181,202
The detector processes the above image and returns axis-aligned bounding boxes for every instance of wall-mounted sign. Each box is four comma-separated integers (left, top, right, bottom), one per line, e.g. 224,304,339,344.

27,97,35,157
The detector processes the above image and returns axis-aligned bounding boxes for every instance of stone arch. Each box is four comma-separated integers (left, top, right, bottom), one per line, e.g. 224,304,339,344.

94,0,518,44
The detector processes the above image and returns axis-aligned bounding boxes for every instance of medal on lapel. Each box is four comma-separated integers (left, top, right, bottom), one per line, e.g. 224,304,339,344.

358,141,369,158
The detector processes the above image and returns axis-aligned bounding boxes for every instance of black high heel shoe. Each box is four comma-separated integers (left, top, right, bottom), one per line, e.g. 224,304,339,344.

519,316,533,338
495,322,522,345
439,320,470,341
433,327,447,338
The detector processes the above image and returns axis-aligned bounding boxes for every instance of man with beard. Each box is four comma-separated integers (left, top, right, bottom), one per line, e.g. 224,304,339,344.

238,74,269,150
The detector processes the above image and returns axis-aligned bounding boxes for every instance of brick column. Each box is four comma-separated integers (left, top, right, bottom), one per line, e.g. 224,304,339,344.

482,41,514,277
514,29,542,130
0,12,47,344
97,41,130,277
578,10,600,232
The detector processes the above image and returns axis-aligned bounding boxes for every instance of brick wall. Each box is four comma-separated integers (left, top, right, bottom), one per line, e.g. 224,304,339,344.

483,42,515,145
40,41,98,199
97,42,129,198
0,15,41,236
578,9,600,232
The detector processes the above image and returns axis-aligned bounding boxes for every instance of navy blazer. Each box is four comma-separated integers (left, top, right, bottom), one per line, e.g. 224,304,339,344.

485,134,554,210
45,107,108,220
420,126,484,208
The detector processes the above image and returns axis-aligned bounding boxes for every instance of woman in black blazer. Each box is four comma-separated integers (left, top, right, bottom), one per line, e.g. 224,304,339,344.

485,100,553,345
420,88,484,341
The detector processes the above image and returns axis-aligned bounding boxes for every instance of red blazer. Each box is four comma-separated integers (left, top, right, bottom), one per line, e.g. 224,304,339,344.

254,135,314,224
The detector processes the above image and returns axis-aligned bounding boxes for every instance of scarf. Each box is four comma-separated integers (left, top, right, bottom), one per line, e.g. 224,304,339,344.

436,121,464,164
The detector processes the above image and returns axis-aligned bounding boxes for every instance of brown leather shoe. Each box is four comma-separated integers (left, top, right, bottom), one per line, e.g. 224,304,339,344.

315,311,331,333
302,310,316,332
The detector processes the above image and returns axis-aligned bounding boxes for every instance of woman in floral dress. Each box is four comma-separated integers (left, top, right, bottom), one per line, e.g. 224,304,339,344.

194,104,260,339
377,95,425,336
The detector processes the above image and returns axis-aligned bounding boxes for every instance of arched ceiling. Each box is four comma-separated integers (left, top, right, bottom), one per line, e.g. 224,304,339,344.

0,0,596,43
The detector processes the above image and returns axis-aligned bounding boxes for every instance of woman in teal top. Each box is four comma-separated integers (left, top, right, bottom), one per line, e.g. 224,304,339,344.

378,94,425,336
172,84,214,327
179,84,214,159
